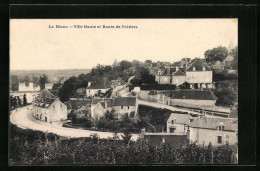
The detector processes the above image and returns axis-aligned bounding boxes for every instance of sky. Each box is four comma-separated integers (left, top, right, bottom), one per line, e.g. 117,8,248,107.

10,19,238,70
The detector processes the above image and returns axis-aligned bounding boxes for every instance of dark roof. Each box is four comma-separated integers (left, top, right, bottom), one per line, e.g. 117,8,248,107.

40,89,56,99
189,117,238,132
87,79,110,89
33,98,56,108
91,98,114,105
140,84,176,91
173,90,217,100
113,97,136,106
186,58,211,71
65,99,91,110
172,69,186,76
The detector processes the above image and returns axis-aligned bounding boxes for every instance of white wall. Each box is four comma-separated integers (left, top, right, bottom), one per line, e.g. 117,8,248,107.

172,76,186,86
86,88,109,97
189,127,237,146
167,122,187,133
186,71,212,84
171,99,216,108
112,106,136,119
19,82,40,91
10,92,39,103
33,99,67,122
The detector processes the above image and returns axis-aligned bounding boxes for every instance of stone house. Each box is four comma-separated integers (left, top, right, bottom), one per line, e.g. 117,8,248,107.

32,90,67,122
112,97,137,120
185,58,213,88
188,117,238,146
171,69,187,86
64,99,91,114
86,79,110,98
90,98,113,120
167,113,196,133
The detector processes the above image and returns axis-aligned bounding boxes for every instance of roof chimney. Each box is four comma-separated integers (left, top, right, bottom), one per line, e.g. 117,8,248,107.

88,82,91,87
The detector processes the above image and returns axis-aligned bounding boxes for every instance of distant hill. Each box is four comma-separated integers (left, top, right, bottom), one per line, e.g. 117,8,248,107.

10,69,91,83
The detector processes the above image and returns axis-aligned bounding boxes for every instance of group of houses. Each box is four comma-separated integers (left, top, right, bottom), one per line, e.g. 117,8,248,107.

155,40,236,88
31,89,138,123
65,96,137,121
166,112,238,146
141,111,238,147
155,58,213,88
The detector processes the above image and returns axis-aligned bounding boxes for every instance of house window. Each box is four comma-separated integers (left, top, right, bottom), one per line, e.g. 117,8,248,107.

45,117,47,122
89,90,90,93
127,106,129,109
171,120,175,124
217,136,222,144
218,126,224,131
121,106,123,109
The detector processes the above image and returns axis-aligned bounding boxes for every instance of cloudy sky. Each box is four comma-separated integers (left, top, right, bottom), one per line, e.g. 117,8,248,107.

10,19,237,70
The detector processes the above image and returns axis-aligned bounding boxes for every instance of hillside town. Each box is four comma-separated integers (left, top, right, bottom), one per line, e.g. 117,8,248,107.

10,41,238,154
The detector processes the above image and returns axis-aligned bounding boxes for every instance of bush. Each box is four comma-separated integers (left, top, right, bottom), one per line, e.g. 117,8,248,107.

214,89,236,107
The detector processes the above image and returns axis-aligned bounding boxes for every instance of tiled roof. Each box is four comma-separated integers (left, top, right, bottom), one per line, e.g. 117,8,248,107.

172,69,186,76
40,89,56,99
113,97,136,106
34,99,56,108
189,117,238,132
87,79,110,89
66,99,91,110
91,98,114,105
173,90,217,100
168,113,194,124
186,58,211,71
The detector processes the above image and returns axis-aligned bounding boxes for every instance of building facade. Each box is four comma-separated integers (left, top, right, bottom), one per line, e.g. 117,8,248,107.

86,79,111,98
33,96,67,122
188,117,238,146
167,113,196,133
112,97,137,120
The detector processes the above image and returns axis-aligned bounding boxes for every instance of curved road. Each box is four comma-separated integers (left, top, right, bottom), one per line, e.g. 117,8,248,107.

10,106,139,141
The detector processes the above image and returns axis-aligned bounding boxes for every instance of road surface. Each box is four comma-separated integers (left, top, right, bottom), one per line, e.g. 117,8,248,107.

10,106,139,141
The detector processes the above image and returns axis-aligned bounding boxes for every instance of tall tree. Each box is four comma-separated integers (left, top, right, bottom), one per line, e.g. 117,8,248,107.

10,75,19,91
39,75,48,90
23,94,27,106
230,46,238,69
204,46,228,62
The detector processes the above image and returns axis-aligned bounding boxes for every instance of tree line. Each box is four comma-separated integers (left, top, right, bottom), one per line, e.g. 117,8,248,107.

58,60,157,102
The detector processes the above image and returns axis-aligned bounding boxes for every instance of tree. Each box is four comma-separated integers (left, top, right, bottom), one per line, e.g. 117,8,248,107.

204,46,228,62
23,94,27,106
10,75,19,91
178,82,190,89
214,89,236,106
39,75,48,90
145,60,152,64
52,82,62,91
230,46,238,69
130,67,156,86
